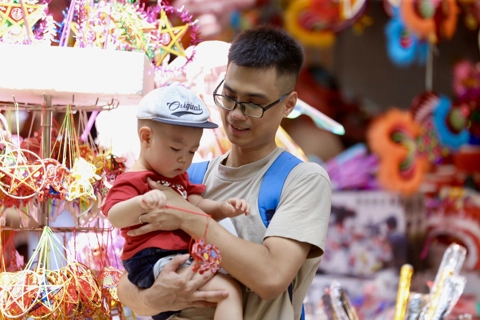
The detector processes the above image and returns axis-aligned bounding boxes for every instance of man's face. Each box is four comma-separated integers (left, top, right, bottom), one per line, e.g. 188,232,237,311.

218,63,294,152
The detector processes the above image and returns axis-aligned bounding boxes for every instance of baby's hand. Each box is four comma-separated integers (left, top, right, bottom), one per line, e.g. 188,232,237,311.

221,198,250,218
140,189,167,210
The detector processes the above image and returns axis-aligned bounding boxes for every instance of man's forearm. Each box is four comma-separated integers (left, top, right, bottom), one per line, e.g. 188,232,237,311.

179,212,309,300
117,255,226,315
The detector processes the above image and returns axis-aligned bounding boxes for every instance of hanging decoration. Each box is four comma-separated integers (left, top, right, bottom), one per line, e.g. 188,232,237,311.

0,141,46,207
0,0,56,45
385,7,428,66
1,108,127,227
457,0,480,30
432,94,470,151
284,0,367,48
410,91,450,164
400,0,459,44
453,60,480,142
383,0,401,17
0,226,128,318
367,108,429,195
64,0,200,73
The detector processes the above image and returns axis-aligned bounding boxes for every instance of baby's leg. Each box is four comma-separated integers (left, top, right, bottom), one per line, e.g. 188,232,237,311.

201,273,242,320
177,268,243,320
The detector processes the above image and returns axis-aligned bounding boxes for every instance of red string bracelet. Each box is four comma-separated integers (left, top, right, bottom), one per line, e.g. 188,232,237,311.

165,205,222,274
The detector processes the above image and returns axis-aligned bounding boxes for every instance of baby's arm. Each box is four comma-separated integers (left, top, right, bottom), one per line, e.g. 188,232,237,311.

108,189,166,228
188,195,249,221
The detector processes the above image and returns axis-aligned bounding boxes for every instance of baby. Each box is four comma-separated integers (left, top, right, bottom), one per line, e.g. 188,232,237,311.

102,85,248,320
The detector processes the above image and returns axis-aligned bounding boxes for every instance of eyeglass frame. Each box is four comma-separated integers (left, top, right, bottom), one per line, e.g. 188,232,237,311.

212,79,291,118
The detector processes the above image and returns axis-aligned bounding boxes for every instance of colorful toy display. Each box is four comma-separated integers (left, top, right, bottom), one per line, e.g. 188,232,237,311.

0,0,56,44
367,108,429,195
400,0,459,44
1,0,480,319
385,7,428,67
284,0,367,47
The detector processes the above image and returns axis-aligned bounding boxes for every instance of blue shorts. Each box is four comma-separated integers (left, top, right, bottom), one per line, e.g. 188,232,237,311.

123,248,190,320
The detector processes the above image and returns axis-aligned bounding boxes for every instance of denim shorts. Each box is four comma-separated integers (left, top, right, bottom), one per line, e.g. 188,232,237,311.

123,248,190,320
123,247,190,288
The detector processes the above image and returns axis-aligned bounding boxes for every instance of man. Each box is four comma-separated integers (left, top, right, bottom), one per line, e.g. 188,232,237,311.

117,25,331,320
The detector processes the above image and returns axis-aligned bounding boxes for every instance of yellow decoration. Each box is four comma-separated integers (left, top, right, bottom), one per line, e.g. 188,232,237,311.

352,15,373,35
155,9,188,66
0,0,45,42
70,2,156,50
0,144,45,200
67,157,101,202
284,0,335,48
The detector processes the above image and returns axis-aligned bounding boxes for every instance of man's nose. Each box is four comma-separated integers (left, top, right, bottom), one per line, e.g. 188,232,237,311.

230,103,247,119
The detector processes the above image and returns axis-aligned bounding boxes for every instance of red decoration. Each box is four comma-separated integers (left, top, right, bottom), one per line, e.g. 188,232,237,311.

191,238,221,274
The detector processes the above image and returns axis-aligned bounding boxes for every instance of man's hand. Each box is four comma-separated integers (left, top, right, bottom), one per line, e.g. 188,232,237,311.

118,254,229,316
128,177,207,237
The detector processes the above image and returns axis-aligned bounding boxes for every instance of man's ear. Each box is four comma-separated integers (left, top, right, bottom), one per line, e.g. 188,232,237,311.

283,91,298,118
138,126,153,148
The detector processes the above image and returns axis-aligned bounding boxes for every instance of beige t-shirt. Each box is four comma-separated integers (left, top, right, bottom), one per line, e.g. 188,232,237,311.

174,147,331,320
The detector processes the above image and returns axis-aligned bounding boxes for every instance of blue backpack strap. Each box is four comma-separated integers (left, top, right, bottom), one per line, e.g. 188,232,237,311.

187,161,210,185
189,153,305,319
259,151,303,319
258,151,302,228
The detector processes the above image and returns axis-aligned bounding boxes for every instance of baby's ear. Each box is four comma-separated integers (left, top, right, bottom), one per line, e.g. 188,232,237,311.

138,126,153,147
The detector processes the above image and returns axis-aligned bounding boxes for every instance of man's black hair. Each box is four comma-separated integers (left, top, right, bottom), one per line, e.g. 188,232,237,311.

228,25,304,91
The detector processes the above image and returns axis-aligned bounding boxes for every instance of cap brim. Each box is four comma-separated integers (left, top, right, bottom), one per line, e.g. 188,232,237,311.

147,117,219,129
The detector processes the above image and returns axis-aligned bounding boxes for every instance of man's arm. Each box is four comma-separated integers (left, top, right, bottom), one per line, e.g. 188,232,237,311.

130,172,329,300
130,204,310,300
117,254,229,315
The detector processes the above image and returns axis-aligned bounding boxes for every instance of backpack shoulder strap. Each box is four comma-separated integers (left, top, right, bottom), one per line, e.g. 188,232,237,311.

258,151,303,228
187,161,210,185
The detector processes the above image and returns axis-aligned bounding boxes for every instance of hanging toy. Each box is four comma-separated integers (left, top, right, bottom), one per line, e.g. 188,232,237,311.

457,0,480,30
400,0,459,44
410,91,450,164
284,0,367,48
367,109,429,195
452,60,480,142
0,0,56,45
385,7,428,66
191,238,222,274
161,205,222,275
432,94,470,151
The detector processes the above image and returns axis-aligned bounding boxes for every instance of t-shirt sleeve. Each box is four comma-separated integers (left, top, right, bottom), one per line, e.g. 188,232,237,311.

101,178,141,216
183,172,207,195
264,162,332,258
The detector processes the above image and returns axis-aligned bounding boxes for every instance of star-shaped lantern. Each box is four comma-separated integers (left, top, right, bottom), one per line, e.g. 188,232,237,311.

154,8,188,66
0,0,46,43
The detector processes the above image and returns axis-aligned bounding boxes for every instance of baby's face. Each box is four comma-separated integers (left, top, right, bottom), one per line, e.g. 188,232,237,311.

146,123,203,178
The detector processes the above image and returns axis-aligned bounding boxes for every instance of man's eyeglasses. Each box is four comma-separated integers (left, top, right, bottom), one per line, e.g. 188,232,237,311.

213,79,290,118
